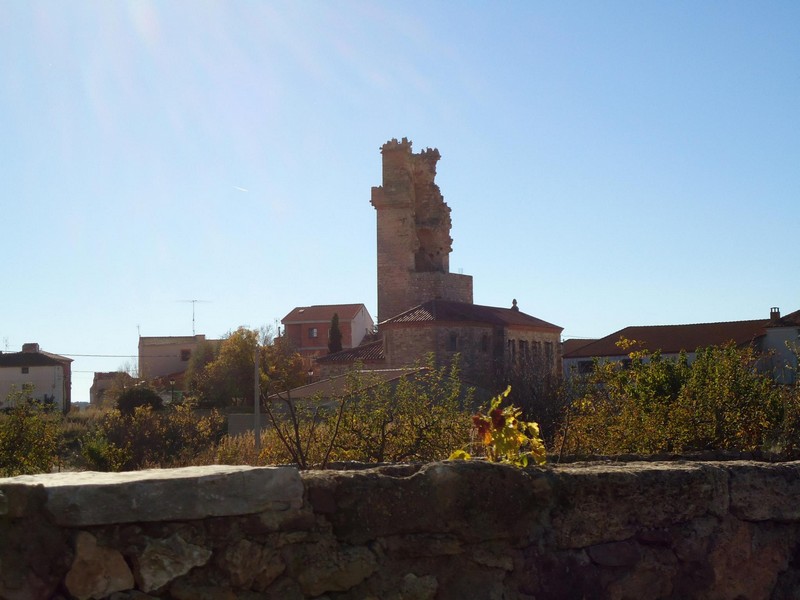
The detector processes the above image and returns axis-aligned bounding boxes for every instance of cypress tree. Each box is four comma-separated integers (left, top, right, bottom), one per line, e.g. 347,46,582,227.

328,313,343,354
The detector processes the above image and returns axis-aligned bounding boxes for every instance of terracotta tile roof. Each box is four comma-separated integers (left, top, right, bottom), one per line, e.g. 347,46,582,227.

268,368,423,400
0,351,72,367
315,340,385,364
282,303,370,324
380,299,562,331
776,309,800,326
562,338,597,356
563,319,771,359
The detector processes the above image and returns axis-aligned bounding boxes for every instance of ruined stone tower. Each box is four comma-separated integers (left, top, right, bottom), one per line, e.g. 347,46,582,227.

371,138,473,324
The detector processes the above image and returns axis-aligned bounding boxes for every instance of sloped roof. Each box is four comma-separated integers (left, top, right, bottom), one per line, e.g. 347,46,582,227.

381,299,562,331
315,340,385,364
0,350,72,367
282,303,370,324
562,338,597,356
563,319,771,359
776,309,800,327
268,368,422,400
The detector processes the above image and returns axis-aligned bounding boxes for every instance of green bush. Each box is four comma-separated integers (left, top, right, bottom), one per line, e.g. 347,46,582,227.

558,341,792,456
0,388,60,476
80,402,225,471
116,386,163,415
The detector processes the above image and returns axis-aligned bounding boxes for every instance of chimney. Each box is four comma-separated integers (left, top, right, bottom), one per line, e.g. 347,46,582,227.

22,343,40,353
770,307,781,324
511,299,519,312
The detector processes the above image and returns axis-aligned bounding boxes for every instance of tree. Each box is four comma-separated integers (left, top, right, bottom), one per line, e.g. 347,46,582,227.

328,313,343,354
556,341,787,456
117,385,163,415
189,326,306,408
259,355,474,468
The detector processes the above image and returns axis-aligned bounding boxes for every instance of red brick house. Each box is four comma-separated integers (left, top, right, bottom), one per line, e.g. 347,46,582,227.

281,304,375,363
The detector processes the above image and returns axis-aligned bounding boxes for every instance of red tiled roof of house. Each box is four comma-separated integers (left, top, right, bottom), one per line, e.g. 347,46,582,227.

282,303,369,323
562,338,597,356
268,367,422,400
315,340,385,364
380,299,562,331
563,319,771,359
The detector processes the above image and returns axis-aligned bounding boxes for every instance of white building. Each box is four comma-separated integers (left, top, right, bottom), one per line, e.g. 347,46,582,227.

0,343,73,413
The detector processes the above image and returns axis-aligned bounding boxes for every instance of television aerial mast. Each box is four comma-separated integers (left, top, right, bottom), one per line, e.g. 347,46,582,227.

177,299,211,335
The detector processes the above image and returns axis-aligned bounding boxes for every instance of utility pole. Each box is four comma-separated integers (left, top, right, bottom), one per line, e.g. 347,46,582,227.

254,342,261,454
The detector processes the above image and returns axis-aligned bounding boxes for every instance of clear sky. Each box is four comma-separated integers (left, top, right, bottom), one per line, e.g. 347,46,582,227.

2,2,799,404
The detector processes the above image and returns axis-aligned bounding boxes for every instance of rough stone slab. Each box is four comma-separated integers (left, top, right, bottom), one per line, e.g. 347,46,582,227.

550,461,729,549
727,461,800,522
0,465,302,526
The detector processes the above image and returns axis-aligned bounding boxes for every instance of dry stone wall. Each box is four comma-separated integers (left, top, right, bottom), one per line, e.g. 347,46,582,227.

3,460,800,599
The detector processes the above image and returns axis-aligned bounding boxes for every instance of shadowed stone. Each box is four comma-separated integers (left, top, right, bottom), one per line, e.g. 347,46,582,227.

133,533,211,592
0,465,302,526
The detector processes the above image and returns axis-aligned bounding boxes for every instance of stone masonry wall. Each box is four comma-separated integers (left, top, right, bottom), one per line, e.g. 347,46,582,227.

4,461,800,599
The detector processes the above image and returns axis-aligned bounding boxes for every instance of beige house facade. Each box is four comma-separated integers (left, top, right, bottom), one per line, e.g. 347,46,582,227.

0,343,72,413
138,334,219,380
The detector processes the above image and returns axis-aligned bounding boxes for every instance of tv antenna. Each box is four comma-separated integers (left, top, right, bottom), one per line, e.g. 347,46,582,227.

177,299,211,335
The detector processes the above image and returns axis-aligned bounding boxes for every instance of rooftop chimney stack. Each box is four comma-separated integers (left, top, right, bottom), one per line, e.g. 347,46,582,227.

770,307,781,324
22,343,40,353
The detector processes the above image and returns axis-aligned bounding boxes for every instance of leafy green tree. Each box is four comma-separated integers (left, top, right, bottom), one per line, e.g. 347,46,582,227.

189,327,306,408
328,313,343,354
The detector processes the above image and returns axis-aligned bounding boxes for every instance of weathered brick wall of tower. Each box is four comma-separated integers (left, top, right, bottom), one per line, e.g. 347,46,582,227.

371,138,473,324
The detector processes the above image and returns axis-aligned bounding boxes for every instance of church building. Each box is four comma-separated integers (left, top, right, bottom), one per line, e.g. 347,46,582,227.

317,138,562,389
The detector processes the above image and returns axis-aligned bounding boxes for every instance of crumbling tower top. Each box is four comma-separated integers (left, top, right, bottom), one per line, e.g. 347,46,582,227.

371,138,473,324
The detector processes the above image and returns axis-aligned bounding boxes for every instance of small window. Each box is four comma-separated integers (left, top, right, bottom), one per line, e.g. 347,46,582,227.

481,334,489,353
578,361,593,375
21,367,29,374
180,349,191,361
448,332,458,351
309,327,318,339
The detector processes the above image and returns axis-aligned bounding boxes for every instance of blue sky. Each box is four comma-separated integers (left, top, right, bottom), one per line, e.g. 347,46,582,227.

2,2,799,403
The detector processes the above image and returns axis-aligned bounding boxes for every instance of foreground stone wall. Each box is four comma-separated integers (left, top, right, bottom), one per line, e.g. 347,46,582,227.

3,460,800,599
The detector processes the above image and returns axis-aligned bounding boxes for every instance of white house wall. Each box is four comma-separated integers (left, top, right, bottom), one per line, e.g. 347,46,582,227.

351,307,375,348
0,365,66,411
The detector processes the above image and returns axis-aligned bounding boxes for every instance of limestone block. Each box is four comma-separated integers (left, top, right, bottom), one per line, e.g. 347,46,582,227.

308,461,553,545
132,533,212,592
550,461,729,548
64,531,134,600
727,461,800,521
0,465,303,526
290,544,378,596
216,538,286,591
399,573,438,600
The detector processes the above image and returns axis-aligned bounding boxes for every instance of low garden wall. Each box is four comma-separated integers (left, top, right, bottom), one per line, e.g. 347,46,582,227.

3,460,800,599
